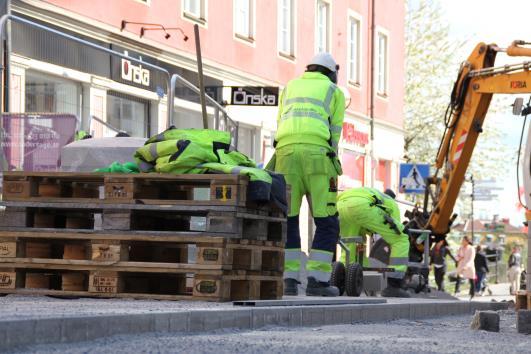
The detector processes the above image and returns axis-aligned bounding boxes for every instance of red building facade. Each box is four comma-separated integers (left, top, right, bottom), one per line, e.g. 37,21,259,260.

8,0,405,190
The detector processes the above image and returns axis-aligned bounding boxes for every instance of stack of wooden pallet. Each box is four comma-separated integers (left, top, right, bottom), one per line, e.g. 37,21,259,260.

0,172,286,301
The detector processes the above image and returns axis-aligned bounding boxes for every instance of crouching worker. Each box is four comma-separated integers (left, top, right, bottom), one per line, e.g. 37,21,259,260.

337,187,411,298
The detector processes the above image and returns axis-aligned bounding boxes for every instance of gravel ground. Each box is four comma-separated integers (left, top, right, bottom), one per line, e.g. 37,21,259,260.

0,295,229,321
9,311,529,354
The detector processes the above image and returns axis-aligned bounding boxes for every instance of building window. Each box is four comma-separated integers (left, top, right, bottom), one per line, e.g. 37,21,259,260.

234,0,254,40
107,92,149,137
315,0,330,53
376,31,388,96
278,0,295,57
348,16,361,85
25,71,81,117
183,0,206,23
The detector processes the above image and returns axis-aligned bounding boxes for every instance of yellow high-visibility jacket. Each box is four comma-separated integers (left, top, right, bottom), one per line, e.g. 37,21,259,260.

275,71,345,153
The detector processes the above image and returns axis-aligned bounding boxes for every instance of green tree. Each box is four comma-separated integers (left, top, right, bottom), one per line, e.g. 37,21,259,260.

404,0,513,221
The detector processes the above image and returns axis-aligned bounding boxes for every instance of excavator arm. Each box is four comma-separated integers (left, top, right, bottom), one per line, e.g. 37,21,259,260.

411,41,531,238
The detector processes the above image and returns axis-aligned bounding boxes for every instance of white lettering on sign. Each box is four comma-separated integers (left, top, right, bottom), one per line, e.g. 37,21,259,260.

121,58,150,87
232,88,277,106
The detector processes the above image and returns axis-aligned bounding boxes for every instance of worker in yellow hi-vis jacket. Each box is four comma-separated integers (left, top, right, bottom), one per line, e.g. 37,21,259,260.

267,53,345,296
337,187,411,298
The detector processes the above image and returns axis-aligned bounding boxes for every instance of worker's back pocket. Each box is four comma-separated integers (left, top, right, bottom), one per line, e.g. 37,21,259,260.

275,148,297,174
303,153,327,175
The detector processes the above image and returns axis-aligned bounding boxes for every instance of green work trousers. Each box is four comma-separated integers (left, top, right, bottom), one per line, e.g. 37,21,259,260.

337,196,409,279
274,144,340,282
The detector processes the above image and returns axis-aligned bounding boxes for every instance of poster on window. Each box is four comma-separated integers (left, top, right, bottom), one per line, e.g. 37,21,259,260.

0,114,77,171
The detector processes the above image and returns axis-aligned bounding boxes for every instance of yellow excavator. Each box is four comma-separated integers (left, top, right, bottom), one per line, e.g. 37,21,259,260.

404,40,531,291
333,41,531,297
408,41,530,236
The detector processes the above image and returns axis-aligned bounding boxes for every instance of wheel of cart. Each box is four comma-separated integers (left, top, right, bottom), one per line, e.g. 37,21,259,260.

330,236,365,297
330,261,346,295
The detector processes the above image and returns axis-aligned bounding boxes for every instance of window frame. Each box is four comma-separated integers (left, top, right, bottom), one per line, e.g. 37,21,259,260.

375,27,390,98
278,0,296,59
233,0,256,44
315,0,331,53
182,0,208,26
347,10,362,88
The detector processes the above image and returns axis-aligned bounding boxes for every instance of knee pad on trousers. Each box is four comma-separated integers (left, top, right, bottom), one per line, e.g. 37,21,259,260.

313,216,339,252
286,216,301,249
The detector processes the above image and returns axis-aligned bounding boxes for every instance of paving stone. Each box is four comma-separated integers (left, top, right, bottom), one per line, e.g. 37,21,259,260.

85,316,112,340
220,309,251,330
470,310,500,332
168,312,190,332
517,310,531,334
4,320,35,349
59,317,87,343
301,306,325,326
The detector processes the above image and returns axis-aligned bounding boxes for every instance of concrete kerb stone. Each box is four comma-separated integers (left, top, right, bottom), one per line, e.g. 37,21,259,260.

517,310,531,334
2,319,36,350
0,300,512,351
168,311,190,332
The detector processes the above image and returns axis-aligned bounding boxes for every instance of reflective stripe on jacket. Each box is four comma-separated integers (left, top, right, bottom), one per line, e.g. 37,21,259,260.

276,72,345,152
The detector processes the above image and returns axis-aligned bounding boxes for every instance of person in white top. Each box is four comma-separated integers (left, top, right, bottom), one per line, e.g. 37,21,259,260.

508,246,522,295
455,236,476,299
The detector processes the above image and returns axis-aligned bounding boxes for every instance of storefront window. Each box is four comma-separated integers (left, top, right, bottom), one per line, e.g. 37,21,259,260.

25,71,81,116
107,92,149,137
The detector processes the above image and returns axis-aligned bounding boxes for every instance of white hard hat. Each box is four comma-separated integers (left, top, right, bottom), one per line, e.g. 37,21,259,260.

307,52,338,72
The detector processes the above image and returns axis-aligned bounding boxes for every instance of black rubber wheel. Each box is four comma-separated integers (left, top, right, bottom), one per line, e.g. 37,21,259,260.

330,262,346,296
345,263,363,297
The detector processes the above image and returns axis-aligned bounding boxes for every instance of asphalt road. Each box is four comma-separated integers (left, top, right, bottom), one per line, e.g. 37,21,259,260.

9,311,529,354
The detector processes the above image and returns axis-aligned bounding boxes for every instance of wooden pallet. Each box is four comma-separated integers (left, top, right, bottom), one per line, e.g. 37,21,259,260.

0,268,282,302
1,171,271,208
0,230,284,273
515,291,531,310
0,204,286,242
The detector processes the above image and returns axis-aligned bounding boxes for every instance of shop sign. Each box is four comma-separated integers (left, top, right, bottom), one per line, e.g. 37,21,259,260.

230,87,279,106
342,122,369,146
121,57,150,87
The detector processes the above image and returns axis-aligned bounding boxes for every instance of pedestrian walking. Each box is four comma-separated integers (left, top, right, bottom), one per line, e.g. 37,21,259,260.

474,245,489,295
430,239,456,292
508,246,522,295
337,188,411,297
268,53,345,296
455,236,476,299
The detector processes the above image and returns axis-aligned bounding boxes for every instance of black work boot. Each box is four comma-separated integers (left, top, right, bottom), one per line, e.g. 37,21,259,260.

305,277,340,297
381,278,411,298
284,278,300,296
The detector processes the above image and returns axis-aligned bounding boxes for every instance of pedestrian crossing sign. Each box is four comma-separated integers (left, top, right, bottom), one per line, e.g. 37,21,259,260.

399,163,430,194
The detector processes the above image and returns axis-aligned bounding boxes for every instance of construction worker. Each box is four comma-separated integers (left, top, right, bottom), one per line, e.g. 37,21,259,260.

337,187,411,297
269,53,345,296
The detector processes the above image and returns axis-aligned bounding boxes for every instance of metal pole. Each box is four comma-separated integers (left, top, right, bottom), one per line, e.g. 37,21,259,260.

470,175,474,242
193,24,208,129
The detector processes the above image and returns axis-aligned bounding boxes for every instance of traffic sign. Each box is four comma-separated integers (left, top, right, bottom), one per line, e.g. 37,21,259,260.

399,163,430,194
